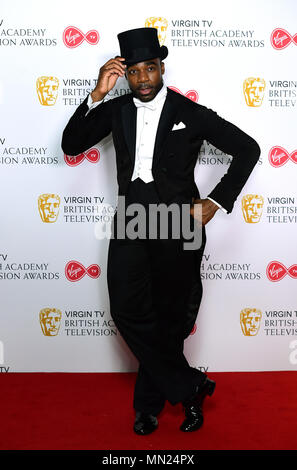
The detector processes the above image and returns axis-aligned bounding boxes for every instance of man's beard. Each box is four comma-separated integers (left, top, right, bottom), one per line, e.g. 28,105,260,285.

130,79,163,102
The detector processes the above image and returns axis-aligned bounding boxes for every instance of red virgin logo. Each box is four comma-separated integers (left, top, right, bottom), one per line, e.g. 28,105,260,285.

268,146,297,168
169,86,199,103
64,148,100,166
63,26,100,48
271,28,297,50
190,324,197,335
266,261,297,282
65,261,101,282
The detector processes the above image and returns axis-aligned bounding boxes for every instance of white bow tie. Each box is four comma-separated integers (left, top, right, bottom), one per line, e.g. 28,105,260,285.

133,97,156,111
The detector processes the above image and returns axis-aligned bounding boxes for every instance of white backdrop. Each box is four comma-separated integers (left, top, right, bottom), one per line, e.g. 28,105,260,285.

1,0,297,373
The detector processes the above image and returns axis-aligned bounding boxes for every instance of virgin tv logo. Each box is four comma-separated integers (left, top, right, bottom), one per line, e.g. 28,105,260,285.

64,148,100,166
169,86,199,103
268,146,297,168
271,28,297,50
63,26,100,48
266,261,297,282
190,324,197,335
65,261,101,282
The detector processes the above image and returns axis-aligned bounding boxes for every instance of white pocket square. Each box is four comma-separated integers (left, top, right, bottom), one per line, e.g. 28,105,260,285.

172,121,186,131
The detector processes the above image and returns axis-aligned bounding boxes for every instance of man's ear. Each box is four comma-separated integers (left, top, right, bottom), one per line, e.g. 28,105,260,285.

161,61,165,75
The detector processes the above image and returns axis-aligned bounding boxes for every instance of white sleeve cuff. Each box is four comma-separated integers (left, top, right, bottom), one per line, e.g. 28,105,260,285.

85,93,104,116
207,197,228,214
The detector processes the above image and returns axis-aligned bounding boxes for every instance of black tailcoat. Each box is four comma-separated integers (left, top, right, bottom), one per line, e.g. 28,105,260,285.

62,87,260,337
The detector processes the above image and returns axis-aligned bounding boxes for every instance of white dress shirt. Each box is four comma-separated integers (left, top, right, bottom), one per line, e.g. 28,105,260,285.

86,88,226,212
131,83,167,182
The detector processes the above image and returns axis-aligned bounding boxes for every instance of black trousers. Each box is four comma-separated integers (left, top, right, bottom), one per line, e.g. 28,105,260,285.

107,178,206,416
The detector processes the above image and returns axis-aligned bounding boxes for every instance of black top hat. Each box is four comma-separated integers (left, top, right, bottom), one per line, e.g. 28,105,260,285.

117,27,168,66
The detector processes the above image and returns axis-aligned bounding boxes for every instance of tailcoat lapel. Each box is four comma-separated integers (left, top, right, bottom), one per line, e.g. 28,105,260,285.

121,99,137,163
152,88,180,166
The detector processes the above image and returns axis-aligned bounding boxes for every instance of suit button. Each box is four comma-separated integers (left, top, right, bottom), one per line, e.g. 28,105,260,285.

161,167,167,173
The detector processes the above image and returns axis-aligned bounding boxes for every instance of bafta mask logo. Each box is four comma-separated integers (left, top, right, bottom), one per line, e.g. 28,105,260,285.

241,194,264,223
240,308,262,336
243,77,266,107
145,17,168,45
36,76,59,106
39,308,62,336
38,194,61,223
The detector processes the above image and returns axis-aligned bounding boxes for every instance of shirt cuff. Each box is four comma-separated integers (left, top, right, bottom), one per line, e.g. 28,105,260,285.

85,93,104,116
207,197,228,214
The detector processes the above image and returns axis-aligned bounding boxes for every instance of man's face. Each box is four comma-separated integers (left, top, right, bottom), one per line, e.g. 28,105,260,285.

125,58,165,102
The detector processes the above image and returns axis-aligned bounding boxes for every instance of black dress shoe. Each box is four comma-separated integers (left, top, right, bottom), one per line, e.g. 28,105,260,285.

180,377,216,432
133,411,158,435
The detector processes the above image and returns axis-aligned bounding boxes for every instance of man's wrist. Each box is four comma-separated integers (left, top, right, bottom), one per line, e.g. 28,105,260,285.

207,199,220,211
85,93,104,116
90,89,106,103
207,197,228,214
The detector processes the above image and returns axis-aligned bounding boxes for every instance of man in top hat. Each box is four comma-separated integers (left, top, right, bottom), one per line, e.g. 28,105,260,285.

62,27,260,435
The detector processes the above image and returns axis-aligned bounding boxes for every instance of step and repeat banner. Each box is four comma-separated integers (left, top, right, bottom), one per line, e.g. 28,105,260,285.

0,0,297,373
